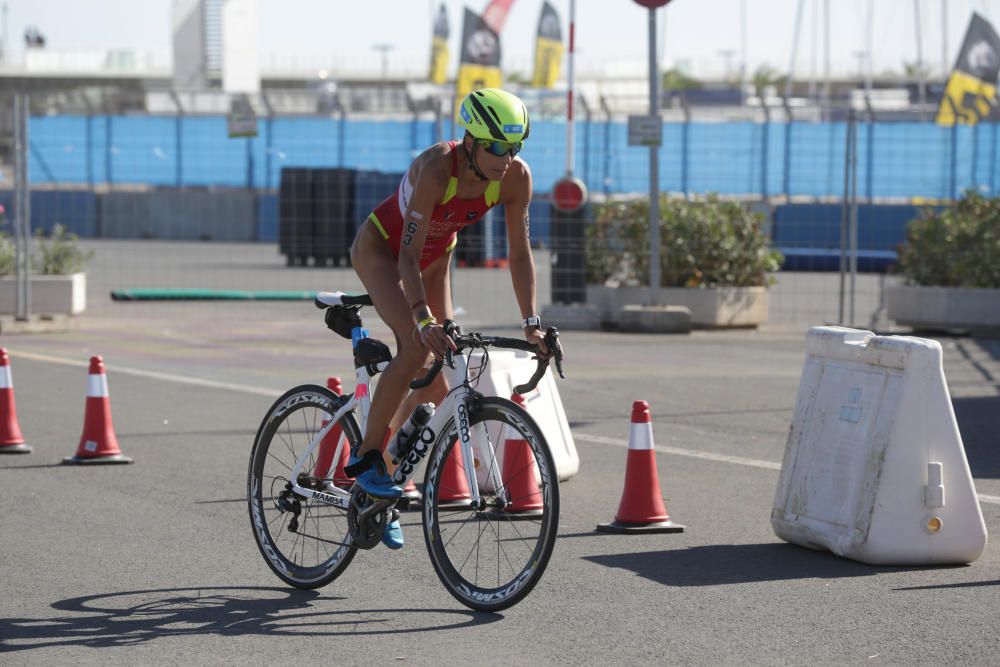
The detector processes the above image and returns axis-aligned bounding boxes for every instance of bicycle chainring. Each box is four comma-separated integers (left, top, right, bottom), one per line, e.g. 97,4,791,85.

347,487,389,550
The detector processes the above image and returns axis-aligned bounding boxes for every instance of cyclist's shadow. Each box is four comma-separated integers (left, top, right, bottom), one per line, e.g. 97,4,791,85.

0,586,501,652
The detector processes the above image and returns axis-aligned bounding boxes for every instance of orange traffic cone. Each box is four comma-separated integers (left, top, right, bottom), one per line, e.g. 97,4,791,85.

596,400,683,534
0,348,30,454
493,392,543,520
62,356,133,465
436,440,472,509
313,378,351,487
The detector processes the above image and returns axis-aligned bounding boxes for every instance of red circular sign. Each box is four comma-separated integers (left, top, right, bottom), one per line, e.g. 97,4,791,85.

633,0,672,8
552,177,588,213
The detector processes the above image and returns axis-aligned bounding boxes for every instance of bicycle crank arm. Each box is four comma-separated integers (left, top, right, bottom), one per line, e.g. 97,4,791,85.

357,497,395,520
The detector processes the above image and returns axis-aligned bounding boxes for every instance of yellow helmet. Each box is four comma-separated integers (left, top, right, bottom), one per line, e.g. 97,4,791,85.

457,88,531,144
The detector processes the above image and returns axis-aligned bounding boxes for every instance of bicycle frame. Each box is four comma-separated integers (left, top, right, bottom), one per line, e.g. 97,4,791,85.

287,322,496,511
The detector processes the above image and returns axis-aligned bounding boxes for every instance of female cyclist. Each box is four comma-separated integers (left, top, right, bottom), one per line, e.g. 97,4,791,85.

347,88,550,548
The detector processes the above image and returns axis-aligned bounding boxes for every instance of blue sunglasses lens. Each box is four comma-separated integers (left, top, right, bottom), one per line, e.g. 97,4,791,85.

480,140,521,157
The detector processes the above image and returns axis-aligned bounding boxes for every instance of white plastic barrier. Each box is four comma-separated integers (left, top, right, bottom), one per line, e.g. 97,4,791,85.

771,326,988,565
469,349,580,482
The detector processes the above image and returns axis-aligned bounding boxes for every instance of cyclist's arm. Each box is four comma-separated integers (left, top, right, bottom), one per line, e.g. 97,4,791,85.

502,159,548,354
399,147,449,320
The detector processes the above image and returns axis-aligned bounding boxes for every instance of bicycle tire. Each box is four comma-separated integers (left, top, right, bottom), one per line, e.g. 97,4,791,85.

248,384,360,589
422,396,560,612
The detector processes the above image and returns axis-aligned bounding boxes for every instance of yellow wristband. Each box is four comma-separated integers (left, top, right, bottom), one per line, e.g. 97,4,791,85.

417,316,436,333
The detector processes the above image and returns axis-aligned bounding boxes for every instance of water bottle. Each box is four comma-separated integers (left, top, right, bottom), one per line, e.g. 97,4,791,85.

388,402,435,464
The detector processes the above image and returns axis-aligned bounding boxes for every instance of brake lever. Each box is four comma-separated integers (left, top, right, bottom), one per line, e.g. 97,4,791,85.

544,327,565,379
442,319,460,369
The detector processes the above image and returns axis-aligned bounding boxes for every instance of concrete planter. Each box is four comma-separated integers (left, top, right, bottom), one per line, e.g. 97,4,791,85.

0,272,87,316
587,284,769,329
887,285,1000,333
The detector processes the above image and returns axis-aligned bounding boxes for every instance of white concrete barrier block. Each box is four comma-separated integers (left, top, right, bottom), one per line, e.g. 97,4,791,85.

771,326,988,565
470,349,580,482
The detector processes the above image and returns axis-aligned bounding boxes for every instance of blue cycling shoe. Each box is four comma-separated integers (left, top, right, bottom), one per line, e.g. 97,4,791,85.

348,451,402,499
382,518,404,549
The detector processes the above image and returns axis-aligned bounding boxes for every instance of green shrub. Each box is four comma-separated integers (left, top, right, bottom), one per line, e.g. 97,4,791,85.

0,232,14,276
31,224,94,275
587,194,782,288
898,191,1000,288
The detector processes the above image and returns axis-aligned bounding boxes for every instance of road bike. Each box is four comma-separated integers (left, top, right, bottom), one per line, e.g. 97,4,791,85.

247,291,564,612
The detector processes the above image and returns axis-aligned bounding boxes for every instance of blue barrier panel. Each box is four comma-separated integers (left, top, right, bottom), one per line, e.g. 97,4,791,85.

27,116,89,183
23,115,1000,200
771,203,933,273
257,192,278,243
0,189,97,237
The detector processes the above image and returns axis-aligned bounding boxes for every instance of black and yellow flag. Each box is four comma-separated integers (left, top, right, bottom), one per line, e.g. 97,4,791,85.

456,8,502,111
937,13,1000,126
429,4,449,84
532,1,563,88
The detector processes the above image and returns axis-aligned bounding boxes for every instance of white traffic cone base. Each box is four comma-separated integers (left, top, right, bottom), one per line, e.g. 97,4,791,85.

0,443,31,454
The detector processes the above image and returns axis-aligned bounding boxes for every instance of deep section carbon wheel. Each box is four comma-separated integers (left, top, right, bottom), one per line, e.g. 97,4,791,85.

248,384,360,589
422,396,559,612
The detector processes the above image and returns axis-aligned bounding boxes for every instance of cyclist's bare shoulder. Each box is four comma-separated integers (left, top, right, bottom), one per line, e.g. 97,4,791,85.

408,142,453,193
500,156,532,203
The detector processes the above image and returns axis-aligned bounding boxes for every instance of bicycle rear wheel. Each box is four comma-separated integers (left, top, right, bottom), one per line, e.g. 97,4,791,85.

248,384,360,589
422,396,559,612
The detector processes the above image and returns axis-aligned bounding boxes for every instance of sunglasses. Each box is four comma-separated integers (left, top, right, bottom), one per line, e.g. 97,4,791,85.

476,139,523,157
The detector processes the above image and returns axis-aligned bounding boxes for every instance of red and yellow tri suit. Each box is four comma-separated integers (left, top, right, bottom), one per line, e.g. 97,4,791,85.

366,140,502,269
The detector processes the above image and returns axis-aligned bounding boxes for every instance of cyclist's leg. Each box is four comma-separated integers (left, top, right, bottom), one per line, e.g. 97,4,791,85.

389,249,454,429
349,223,431,497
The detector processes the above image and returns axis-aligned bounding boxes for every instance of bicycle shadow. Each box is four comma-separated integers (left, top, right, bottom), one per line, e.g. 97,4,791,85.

0,586,501,653
582,543,964,587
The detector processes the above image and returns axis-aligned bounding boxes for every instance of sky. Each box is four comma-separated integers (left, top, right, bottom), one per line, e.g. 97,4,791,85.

5,0,1000,81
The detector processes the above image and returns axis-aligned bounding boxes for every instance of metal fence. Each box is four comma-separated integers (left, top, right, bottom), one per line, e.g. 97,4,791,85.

2,86,986,329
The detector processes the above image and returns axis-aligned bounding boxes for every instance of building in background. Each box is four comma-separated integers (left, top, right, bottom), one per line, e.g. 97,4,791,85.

172,0,223,90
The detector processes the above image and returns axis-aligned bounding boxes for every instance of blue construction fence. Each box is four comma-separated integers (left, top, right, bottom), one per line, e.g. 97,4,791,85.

1,183,928,273
18,114,1000,200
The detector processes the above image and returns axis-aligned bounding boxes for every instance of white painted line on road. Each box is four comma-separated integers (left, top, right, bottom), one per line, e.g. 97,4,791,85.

574,432,1000,507
575,432,782,470
7,349,281,398
12,348,1000,507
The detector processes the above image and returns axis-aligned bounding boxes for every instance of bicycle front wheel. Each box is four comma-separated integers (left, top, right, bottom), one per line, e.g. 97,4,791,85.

248,384,360,589
423,396,560,612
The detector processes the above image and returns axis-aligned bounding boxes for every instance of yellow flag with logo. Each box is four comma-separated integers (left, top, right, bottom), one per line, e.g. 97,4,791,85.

429,4,449,85
532,1,563,89
456,8,503,114
937,13,1000,126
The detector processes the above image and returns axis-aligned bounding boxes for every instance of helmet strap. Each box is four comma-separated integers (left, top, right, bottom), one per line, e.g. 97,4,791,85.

461,139,489,182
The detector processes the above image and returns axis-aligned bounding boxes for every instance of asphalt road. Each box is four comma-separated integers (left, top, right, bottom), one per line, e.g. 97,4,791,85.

2,299,999,664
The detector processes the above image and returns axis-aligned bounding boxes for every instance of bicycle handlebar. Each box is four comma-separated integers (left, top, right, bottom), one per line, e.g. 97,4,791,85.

408,321,564,393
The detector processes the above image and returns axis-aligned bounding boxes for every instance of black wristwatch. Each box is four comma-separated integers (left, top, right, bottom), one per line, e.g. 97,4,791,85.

522,315,542,329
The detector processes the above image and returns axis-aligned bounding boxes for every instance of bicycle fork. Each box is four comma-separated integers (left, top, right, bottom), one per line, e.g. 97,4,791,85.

445,356,502,509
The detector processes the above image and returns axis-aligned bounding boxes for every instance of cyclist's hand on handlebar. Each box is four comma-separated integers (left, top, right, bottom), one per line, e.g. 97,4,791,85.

523,326,550,358
420,321,457,359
